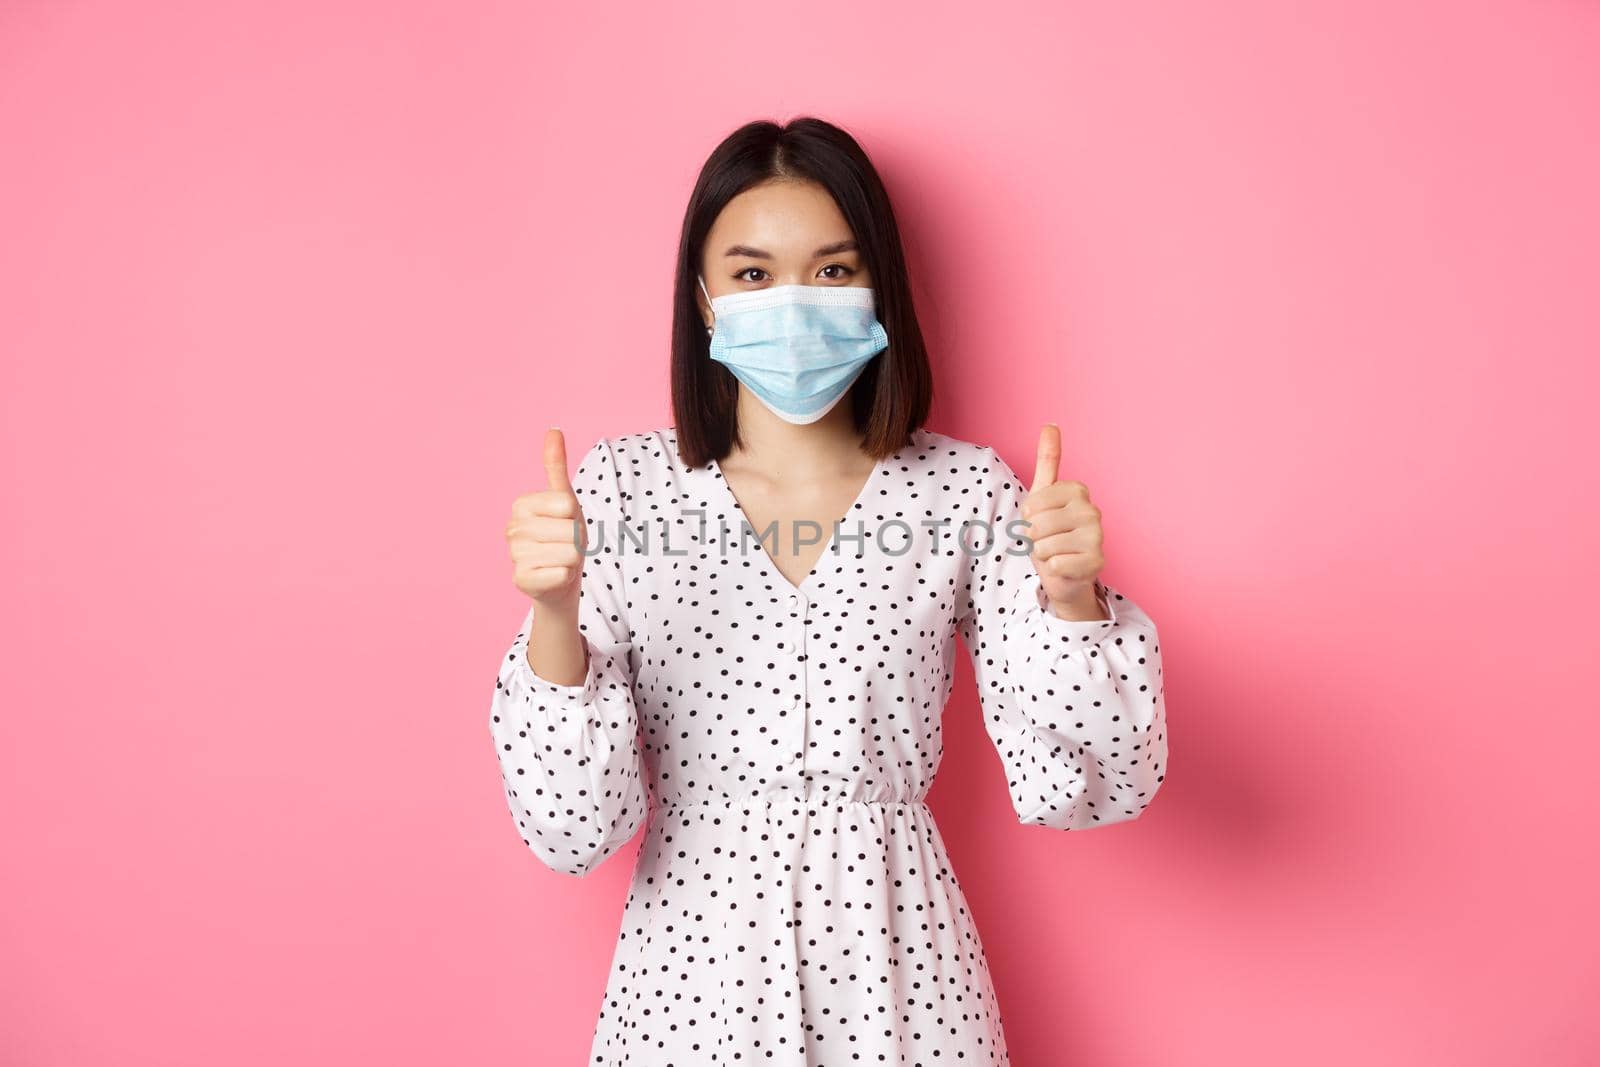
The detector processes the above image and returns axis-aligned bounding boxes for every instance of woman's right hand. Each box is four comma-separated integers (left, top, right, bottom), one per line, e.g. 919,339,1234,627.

505,428,586,616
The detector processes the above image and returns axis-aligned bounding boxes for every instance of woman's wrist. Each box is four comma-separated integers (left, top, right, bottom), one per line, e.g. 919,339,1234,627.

526,598,586,683
1045,582,1108,622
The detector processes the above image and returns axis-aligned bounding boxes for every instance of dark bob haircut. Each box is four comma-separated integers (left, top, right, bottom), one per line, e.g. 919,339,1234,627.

670,117,933,469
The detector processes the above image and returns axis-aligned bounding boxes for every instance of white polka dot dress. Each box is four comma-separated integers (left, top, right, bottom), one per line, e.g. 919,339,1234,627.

489,425,1167,1065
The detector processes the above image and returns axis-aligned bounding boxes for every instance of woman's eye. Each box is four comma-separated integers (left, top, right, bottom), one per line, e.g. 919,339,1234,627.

734,268,768,283
819,264,855,280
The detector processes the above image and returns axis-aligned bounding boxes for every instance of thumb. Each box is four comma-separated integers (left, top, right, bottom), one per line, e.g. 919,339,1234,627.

542,427,573,494
1031,422,1061,493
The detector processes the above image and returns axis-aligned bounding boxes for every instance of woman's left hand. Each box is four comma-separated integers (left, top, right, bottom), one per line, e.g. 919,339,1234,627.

1020,423,1108,621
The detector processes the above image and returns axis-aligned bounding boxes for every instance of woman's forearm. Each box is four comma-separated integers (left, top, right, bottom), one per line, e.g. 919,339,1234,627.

525,602,587,686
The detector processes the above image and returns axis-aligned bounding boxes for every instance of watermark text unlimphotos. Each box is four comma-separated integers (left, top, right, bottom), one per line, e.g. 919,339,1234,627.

573,510,1037,559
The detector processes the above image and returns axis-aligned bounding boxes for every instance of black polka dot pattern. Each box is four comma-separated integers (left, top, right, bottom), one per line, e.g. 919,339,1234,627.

489,426,1167,1064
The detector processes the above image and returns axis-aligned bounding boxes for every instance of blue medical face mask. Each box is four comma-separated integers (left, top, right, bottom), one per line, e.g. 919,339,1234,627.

699,275,890,425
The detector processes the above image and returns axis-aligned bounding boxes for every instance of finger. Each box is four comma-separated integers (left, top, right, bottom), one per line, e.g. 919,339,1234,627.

507,514,590,545
1018,506,1085,541
1021,482,1093,520
1028,529,1100,562
512,539,585,569
511,489,579,521
1043,551,1101,582
515,564,578,595
1031,423,1061,494
543,427,572,494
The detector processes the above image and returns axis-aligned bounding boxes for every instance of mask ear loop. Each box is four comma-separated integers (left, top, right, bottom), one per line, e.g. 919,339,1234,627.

698,275,715,338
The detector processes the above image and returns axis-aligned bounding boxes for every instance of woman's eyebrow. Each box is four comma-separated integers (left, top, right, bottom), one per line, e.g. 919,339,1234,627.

722,239,859,259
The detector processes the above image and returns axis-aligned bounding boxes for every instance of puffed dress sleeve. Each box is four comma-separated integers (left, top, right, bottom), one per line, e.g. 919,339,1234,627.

488,437,650,877
956,446,1168,830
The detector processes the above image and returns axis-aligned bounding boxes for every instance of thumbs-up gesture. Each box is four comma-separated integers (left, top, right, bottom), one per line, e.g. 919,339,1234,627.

505,428,587,614
1020,423,1108,620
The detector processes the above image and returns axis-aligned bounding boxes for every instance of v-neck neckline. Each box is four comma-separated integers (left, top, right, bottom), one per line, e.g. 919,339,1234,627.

707,444,891,596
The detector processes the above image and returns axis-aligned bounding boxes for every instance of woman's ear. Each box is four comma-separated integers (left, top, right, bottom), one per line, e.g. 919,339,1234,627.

696,274,716,336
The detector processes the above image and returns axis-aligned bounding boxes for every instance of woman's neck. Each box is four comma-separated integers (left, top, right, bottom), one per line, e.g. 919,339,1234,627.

724,388,870,479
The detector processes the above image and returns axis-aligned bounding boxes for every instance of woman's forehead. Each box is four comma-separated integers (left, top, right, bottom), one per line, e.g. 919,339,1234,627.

709,181,853,252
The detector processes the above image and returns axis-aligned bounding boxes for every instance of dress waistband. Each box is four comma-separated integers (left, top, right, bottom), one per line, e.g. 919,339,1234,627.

653,794,929,810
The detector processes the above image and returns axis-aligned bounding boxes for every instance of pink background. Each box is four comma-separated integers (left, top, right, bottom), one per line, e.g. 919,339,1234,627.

3,2,1597,1064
